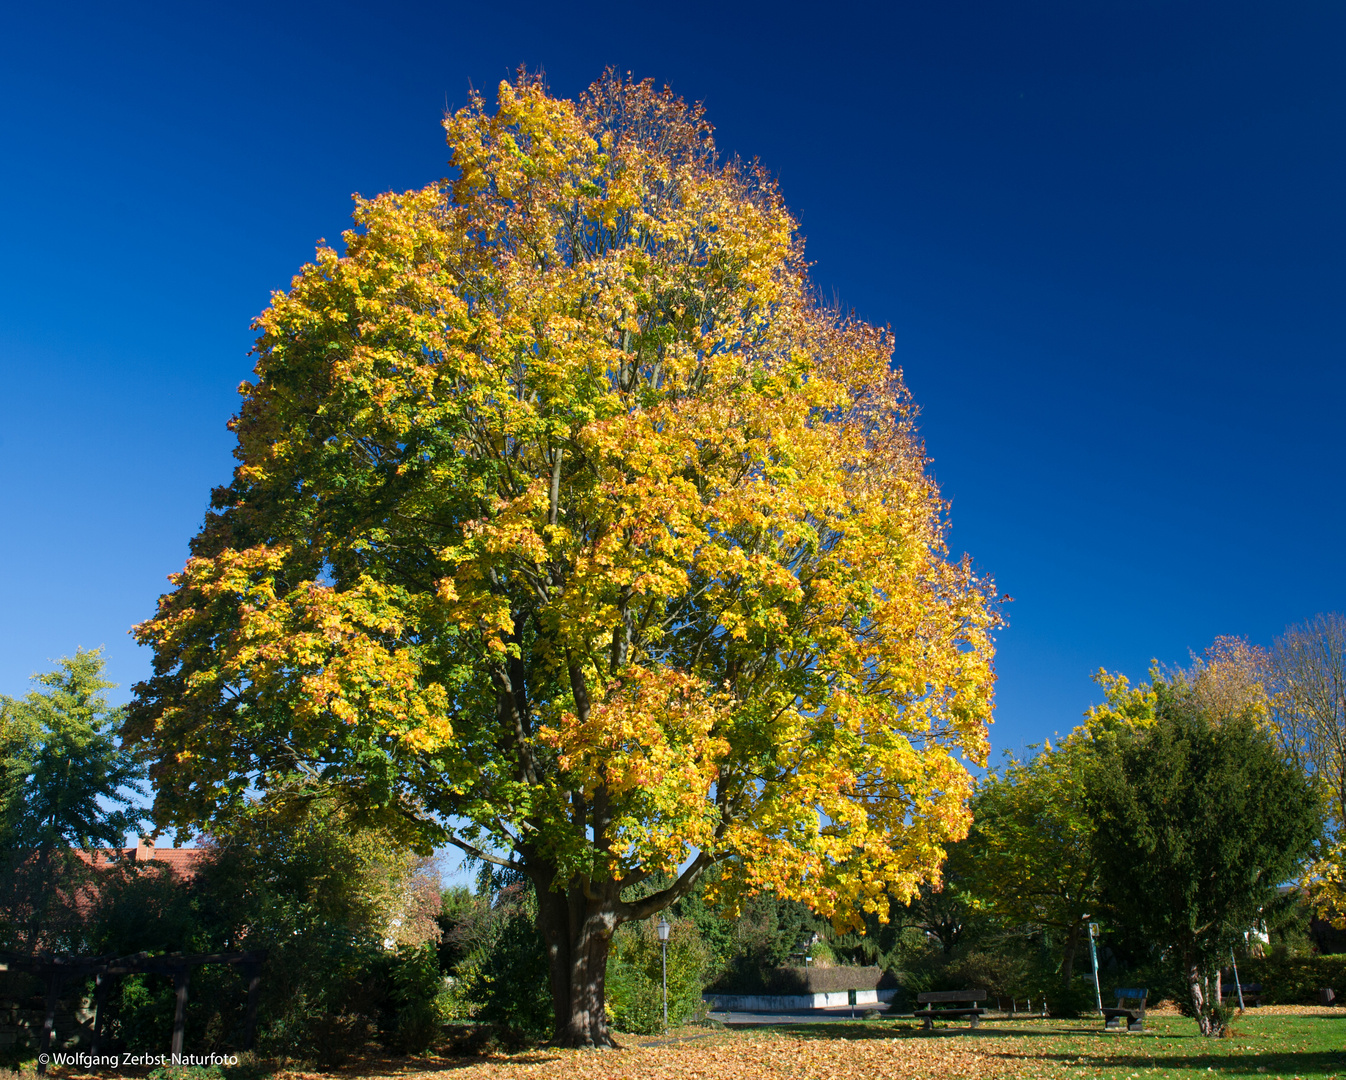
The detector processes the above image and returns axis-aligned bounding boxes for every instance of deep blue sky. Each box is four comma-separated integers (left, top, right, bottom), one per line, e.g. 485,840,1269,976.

2,0,1343,762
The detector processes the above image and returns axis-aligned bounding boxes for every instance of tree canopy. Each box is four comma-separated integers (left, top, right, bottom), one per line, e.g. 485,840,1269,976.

964,740,1100,992
0,648,145,949
127,71,999,1046
1083,670,1319,1036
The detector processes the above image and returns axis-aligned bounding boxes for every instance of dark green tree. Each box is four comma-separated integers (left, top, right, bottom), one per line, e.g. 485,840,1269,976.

452,877,553,1041
0,649,145,948
1085,675,1320,1036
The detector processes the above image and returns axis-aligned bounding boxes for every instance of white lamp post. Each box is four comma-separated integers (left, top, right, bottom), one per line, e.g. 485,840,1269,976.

657,916,671,1031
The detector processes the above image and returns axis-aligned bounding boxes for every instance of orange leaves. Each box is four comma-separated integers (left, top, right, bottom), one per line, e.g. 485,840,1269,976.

541,667,729,870
418,1028,1027,1080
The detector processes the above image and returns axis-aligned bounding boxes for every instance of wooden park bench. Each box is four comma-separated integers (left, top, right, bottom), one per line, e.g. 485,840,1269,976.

915,989,987,1029
1102,988,1147,1032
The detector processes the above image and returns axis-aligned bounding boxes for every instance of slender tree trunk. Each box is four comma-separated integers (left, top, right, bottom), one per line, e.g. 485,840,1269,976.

1185,952,1226,1037
1186,954,1211,1036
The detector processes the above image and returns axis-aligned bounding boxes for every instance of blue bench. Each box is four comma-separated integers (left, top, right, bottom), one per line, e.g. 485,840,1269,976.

1102,988,1147,1032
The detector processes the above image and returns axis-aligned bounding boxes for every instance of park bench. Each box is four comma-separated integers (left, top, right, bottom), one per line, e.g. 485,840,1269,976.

1221,982,1263,1007
915,989,987,1029
1102,988,1147,1032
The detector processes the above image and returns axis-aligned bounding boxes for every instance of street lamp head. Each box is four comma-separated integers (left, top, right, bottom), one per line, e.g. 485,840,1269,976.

656,916,671,942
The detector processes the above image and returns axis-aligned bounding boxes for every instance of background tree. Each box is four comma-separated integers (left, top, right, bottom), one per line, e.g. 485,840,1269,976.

893,862,990,958
94,790,446,1060
1084,672,1319,1036
445,870,559,1041
700,885,831,992
605,916,709,1034
0,649,145,949
127,72,999,1047
51,789,449,1059
199,791,442,959
1187,635,1272,724
963,740,1100,995
1269,614,1346,920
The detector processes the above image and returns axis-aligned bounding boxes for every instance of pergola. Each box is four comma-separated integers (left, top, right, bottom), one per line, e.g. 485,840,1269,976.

0,949,266,1073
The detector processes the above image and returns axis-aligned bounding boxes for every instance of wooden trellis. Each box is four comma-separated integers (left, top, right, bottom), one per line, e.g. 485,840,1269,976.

0,949,266,1073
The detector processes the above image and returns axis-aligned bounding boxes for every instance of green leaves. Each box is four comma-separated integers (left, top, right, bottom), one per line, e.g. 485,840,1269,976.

0,648,147,949
962,740,1101,986
0,647,145,853
1084,676,1321,1034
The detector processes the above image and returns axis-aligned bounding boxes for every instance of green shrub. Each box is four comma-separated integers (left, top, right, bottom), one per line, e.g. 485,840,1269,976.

452,882,552,1040
255,993,376,1068
1043,980,1096,1019
941,948,1031,999
387,944,445,1053
146,1066,228,1080
606,918,709,1034
810,939,838,966
113,974,177,1053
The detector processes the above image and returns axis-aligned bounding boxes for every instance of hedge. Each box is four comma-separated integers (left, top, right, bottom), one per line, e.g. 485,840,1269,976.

760,966,884,994
1236,955,1346,1005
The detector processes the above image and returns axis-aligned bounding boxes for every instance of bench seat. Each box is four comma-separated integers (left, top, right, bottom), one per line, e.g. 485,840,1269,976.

915,990,987,1029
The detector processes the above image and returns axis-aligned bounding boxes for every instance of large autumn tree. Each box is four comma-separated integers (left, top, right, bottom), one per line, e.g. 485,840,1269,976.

127,72,999,1046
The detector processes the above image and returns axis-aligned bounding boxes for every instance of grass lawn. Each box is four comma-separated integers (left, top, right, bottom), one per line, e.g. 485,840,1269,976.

37,1008,1346,1080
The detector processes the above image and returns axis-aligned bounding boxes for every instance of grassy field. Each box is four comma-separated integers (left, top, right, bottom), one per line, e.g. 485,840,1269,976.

34,1008,1346,1080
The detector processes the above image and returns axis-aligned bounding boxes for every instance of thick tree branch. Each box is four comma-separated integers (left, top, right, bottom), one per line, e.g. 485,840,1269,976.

443,833,525,872
621,851,715,921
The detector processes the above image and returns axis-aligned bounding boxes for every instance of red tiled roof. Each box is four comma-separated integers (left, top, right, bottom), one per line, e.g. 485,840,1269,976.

75,837,208,879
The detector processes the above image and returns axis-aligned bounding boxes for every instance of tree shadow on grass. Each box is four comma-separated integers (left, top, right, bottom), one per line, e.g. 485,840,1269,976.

987,1049,1346,1076
758,1022,1346,1076
313,1050,566,1077
773,1021,1117,1042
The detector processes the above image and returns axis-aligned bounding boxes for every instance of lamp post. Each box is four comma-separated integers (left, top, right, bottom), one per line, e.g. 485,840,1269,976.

1087,922,1103,1015
657,916,671,1031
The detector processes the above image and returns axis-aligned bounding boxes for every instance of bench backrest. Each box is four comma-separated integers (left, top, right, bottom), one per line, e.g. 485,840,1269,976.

917,989,987,1003
1113,988,1147,1004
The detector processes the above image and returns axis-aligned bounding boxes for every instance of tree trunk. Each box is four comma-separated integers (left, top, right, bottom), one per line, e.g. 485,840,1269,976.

532,872,620,1048
1061,920,1081,995
1185,952,1226,1037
